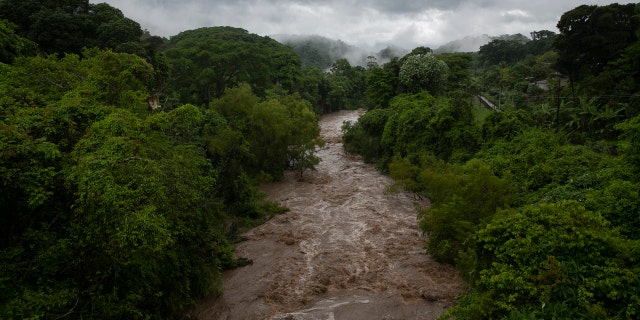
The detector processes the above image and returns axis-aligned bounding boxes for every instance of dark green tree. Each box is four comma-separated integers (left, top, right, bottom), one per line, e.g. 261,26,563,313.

324,58,366,111
0,48,242,318
478,39,527,66
0,19,37,63
0,0,143,55
164,27,301,107
446,201,640,319
554,3,639,83
365,67,397,109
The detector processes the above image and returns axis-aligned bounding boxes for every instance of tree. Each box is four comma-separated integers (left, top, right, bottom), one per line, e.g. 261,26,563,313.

63,108,232,318
478,39,526,66
445,201,640,319
90,3,144,51
408,46,432,57
280,94,325,178
0,48,247,318
0,0,143,55
554,3,639,83
398,54,449,94
526,30,557,56
0,20,37,63
377,91,478,163
437,53,474,93
298,66,330,113
365,67,397,109
164,27,301,107
324,58,366,111
415,158,513,265
77,49,153,110
210,84,323,181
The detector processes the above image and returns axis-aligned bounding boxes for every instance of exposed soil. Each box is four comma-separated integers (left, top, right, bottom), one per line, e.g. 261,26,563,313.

193,110,468,320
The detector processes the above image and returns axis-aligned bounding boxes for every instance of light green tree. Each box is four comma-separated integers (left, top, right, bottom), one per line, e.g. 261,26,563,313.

398,54,449,94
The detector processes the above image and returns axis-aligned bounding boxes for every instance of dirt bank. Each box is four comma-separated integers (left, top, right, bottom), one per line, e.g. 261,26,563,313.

193,109,467,320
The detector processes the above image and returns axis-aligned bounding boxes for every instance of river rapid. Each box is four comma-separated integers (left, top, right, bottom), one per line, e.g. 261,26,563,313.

194,110,467,320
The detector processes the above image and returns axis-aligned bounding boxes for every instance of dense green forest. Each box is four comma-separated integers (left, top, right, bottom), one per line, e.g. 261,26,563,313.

0,1,329,318
342,2,640,319
1,0,640,319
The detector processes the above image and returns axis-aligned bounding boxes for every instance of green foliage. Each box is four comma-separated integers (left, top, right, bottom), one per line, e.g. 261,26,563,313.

297,66,330,113
280,94,325,178
0,19,37,63
325,58,366,111
0,0,143,55
444,201,640,320
2,49,153,112
478,38,527,66
398,54,449,94
365,67,397,109
0,101,236,318
0,41,321,317
210,84,323,182
585,179,640,240
399,157,513,266
555,3,639,82
481,109,535,144
616,114,640,176
437,53,474,93
381,92,478,162
342,108,392,164
478,128,619,203
343,89,480,170
66,108,236,317
79,49,154,110
163,27,301,107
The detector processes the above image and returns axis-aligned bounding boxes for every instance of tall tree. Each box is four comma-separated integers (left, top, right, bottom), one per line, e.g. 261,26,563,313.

164,27,301,107
554,3,639,82
478,39,527,66
398,54,449,94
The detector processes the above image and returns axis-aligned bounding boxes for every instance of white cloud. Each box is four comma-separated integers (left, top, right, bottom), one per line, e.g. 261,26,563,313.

95,0,636,49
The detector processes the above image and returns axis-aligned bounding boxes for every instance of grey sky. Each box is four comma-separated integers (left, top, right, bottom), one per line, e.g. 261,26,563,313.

94,0,635,49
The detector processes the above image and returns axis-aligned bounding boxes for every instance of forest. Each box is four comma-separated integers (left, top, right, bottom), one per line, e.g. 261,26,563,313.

342,3,640,319
1,0,639,319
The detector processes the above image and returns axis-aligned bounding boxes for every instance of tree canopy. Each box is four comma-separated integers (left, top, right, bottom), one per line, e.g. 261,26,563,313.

554,3,639,82
163,27,302,107
398,54,449,94
0,0,143,55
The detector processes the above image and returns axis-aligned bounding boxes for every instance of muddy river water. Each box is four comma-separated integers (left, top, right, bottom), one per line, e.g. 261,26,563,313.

194,110,467,320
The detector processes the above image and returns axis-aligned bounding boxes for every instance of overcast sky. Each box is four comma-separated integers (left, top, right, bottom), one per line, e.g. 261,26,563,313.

94,0,634,49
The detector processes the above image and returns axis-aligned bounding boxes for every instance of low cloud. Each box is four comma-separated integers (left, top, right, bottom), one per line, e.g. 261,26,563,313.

97,0,633,50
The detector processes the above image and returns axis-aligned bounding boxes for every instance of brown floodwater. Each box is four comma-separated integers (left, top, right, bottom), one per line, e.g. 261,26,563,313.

193,110,467,320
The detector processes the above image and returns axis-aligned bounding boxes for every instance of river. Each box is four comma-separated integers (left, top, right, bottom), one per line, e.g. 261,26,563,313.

193,110,467,320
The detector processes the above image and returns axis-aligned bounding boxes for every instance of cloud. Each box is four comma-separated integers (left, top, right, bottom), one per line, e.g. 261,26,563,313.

96,0,634,49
